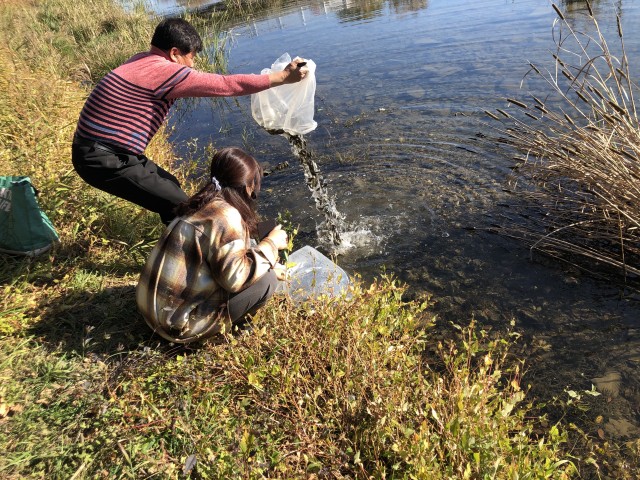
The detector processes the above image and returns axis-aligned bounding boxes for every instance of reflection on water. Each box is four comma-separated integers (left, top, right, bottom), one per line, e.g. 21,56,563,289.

147,0,640,448
149,0,429,17
558,0,626,33
329,0,427,20
390,0,428,15
562,0,620,16
144,0,223,15
143,0,223,14
335,0,385,21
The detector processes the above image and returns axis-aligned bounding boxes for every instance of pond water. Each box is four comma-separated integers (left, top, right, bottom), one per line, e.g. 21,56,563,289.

148,0,640,444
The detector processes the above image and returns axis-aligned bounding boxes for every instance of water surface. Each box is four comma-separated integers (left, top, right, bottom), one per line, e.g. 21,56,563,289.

150,0,640,444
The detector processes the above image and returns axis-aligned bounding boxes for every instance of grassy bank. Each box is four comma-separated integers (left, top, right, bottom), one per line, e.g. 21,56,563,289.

0,0,631,478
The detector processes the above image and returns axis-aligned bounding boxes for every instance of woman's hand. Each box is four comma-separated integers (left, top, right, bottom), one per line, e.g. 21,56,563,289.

266,224,288,250
273,263,288,281
268,58,309,86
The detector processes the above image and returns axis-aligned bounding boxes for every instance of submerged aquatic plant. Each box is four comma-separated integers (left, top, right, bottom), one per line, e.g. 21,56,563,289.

488,2,640,281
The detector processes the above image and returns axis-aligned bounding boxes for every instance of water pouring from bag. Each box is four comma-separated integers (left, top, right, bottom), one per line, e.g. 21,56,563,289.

251,53,346,247
284,133,345,247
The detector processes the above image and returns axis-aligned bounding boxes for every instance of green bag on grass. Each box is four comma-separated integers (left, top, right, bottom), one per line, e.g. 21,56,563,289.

0,176,59,256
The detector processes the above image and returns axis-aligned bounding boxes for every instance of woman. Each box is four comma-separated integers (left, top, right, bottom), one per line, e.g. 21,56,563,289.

136,147,288,343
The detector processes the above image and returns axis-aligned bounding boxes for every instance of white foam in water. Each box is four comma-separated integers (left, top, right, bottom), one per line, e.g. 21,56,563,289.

317,216,387,256
320,223,374,255
279,133,397,256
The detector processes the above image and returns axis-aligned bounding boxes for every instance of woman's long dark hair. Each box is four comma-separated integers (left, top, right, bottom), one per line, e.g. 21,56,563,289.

175,147,262,235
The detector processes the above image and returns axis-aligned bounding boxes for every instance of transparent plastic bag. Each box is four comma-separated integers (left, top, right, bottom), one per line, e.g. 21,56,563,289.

276,245,350,303
251,53,317,135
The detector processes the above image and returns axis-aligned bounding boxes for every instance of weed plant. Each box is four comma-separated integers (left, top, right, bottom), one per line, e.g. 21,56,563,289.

488,2,640,281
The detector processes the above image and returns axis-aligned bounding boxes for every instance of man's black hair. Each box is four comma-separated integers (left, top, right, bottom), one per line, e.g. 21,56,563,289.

151,18,204,54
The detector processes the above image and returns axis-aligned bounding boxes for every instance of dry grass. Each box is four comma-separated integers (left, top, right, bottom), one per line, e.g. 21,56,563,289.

0,0,209,267
1,0,154,83
488,1,640,282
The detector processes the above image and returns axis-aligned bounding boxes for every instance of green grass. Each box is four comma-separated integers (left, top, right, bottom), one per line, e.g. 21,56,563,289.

0,0,637,478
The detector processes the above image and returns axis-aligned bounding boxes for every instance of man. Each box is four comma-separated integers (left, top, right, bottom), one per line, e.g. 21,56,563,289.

72,17,307,224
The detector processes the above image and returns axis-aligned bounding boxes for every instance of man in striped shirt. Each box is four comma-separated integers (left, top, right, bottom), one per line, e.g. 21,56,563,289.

72,17,307,224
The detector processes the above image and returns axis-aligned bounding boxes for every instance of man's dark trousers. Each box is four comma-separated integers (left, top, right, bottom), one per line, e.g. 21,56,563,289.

72,137,188,225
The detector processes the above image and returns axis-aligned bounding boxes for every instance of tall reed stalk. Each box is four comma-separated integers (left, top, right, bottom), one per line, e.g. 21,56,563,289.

488,2,640,281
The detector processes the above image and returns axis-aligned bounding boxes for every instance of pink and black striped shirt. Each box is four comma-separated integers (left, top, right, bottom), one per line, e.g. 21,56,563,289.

75,47,271,155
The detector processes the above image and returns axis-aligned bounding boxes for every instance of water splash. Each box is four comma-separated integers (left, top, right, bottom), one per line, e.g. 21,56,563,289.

330,221,378,256
283,133,346,247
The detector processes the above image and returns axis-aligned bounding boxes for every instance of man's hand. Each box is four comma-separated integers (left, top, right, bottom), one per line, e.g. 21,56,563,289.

268,58,309,86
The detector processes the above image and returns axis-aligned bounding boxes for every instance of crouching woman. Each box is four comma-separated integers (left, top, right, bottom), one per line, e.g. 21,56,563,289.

136,147,288,343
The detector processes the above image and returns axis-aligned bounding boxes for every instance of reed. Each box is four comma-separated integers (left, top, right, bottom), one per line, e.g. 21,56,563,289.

488,2,640,281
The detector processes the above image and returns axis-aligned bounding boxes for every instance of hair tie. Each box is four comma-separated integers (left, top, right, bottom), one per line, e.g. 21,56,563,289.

211,176,222,191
